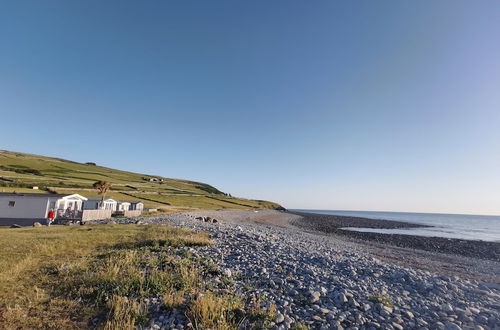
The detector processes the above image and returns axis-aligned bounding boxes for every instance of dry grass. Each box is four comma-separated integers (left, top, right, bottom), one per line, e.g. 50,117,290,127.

103,296,148,330
187,293,243,330
0,224,210,329
162,290,186,310
0,224,277,329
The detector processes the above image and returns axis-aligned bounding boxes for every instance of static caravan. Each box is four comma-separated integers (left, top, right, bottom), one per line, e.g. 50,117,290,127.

83,198,118,211
130,202,144,211
116,201,131,212
0,193,87,226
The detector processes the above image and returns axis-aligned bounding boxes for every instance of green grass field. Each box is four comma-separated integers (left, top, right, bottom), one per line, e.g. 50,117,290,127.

0,150,282,211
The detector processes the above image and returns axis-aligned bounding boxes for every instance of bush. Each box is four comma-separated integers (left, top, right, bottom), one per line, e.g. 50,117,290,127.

368,294,393,307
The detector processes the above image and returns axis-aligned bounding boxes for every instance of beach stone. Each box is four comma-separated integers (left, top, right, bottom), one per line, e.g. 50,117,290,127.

320,286,328,295
284,316,293,326
33,222,42,227
274,313,285,323
442,303,454,313
309,291,321,303
336,293,348,304
404,311,415,319
445,322,462,330
468,307,480,314
392,323,403,330
349,297,360,308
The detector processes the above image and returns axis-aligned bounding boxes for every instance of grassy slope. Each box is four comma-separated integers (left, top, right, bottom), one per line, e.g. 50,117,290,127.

0,150,282,211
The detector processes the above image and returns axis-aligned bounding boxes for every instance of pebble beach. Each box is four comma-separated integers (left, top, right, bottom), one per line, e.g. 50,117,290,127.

97,210,500,329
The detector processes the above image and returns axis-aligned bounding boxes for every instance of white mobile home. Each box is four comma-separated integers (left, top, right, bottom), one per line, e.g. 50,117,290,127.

130,201,144,211
113,201,144,217
0,193,88,226
117,201,131,212
83,198,118,211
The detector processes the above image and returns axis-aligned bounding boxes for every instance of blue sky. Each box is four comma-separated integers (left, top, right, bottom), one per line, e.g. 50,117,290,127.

1,1,500,214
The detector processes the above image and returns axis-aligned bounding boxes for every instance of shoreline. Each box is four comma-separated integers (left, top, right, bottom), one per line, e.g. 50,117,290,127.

96,209,500,282
289,211,500,262
80,209,500,328
131,210,500,328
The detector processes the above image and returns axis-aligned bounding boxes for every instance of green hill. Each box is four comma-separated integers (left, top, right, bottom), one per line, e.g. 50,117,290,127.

0,150,283,212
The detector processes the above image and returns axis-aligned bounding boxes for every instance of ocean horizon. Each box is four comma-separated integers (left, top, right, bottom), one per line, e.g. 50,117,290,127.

292,209,500,242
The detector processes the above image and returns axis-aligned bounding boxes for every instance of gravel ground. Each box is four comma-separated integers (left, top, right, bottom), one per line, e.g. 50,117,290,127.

95,210,500,330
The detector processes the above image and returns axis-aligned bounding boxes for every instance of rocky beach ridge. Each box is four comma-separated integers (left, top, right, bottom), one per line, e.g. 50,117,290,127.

91,210,500,330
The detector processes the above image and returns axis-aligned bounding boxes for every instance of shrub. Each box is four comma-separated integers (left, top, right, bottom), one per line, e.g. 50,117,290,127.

368,294,393,307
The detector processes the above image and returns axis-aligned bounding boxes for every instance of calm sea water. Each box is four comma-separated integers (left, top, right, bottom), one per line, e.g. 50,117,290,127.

293,209,500,242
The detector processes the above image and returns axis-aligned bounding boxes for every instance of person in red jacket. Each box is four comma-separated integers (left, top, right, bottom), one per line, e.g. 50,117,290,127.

47,209,55,226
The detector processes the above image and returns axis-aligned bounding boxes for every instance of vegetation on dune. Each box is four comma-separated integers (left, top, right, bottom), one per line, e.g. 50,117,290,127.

0,224,275,329
0,150,283,211
368,293,394,308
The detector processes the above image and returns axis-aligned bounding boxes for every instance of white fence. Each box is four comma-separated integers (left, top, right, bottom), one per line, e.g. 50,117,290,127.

123,210,143,217
81,209,112,221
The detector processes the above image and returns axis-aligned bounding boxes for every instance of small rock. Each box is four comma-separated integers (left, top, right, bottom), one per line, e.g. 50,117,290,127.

320,308,330,314
442,303,454,313
392,323,404,330
310,291,321,303
445,322,462,330
274,313,285,324
404,311,415,319
349,297,360,308
336,293,348,304
468,307,480,314
382,304,393,314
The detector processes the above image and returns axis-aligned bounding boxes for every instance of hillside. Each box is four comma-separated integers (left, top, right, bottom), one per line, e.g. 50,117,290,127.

0,150,282,212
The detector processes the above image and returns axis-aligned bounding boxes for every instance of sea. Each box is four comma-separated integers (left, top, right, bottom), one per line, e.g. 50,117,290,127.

293,209,500,243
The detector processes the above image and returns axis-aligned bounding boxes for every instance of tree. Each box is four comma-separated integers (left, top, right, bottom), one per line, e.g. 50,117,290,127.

93,181,111,208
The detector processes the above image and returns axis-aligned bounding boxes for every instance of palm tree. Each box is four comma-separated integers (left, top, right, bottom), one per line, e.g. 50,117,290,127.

93,181,111,209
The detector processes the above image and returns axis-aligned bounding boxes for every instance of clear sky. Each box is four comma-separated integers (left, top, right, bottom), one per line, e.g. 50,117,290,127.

1,1,500,215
